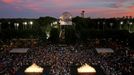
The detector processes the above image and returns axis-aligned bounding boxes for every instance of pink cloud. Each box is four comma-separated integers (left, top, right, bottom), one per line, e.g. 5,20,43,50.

47,0,89,7
126,6,134,16
1,0,23,5
21,3,49,13
1,0,15,4
128,6,134,10
70,7,134,18
1,0,134,18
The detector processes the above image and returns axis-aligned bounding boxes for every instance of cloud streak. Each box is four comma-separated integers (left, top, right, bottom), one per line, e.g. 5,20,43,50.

1,0,15,4
0,0,134,18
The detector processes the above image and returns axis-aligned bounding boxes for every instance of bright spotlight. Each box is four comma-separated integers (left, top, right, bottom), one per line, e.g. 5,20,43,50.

23,22,27,25
120,21,123,25
16,23,19,27
29,21,33,25
129,22,133,25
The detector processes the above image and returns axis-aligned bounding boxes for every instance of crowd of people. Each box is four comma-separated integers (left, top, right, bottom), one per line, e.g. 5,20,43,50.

0,38,134,75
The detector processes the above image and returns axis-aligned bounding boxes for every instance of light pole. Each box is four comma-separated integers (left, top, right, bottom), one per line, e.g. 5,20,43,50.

103,22,105,31
110,23,113,30
8,22,11,30
16,23,19,30
14,23,19,30
23,22,27,29
120,21,123,30
0,22,1,32
8,22,11,24
29,21,33,29
129,22,133,33
97,22,100,30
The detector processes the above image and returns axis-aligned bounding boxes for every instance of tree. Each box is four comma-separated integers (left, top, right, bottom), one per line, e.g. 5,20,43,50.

49,28,59,43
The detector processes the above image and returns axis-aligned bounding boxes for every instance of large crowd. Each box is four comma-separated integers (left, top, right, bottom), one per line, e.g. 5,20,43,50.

0,39,134,75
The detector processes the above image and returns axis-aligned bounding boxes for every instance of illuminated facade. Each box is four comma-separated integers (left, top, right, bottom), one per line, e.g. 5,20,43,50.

59,12,73,39
59,12,72,26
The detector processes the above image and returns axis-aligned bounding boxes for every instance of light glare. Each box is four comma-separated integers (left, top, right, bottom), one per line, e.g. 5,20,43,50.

77,63,96,73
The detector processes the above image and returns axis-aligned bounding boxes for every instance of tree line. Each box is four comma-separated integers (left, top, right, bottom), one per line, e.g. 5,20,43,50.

0,16,134,48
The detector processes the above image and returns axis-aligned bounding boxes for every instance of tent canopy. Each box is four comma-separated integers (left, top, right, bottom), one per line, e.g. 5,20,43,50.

10,48,29,53
95,48,114,54
77,63,96,73
25,63,43,73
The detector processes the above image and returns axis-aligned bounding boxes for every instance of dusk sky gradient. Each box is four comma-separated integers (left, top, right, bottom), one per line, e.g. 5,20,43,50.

0,0,134,18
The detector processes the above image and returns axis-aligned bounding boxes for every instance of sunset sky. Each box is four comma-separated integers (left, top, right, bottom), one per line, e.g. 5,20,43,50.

0,0,134,18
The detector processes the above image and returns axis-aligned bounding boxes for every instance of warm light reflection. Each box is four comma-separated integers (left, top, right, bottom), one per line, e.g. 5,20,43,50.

46,32,50,39
25,63,43,73
77,63,96,73
53,21,58,25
